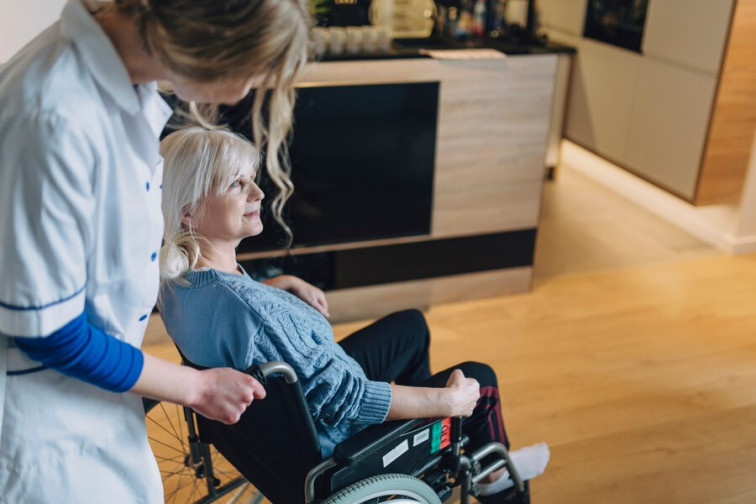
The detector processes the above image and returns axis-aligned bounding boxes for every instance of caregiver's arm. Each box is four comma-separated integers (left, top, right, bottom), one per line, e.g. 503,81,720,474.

15,312,264,425
133,353,266,425
385,369,480,421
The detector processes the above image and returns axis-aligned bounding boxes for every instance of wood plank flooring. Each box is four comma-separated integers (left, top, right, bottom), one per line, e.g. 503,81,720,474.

406,254,756,503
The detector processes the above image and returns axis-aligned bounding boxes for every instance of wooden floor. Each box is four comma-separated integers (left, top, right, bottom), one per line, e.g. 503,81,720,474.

145,166,756,503
407,253,756,503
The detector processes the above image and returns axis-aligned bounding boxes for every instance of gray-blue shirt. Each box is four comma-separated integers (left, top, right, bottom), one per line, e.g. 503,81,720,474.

158,268,392,455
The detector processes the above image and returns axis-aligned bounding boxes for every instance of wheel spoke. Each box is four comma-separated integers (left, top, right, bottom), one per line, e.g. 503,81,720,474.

146,400,254,504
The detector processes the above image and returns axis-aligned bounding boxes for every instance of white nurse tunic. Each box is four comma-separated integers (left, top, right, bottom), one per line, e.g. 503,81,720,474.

0,1,172,502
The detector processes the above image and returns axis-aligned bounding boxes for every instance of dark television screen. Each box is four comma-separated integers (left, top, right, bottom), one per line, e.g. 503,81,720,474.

226,81,439,253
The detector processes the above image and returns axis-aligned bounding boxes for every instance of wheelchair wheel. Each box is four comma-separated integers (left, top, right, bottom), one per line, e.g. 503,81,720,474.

144,400,263,504
322,473,442,504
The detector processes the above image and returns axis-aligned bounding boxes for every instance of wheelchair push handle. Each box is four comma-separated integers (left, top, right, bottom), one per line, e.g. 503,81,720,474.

245,360,299,385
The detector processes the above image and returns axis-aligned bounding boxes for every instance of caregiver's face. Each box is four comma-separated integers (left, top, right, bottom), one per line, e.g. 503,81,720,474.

168,73,265,104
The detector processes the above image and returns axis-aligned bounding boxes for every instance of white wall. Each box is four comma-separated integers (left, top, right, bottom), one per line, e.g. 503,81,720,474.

0,0,67,63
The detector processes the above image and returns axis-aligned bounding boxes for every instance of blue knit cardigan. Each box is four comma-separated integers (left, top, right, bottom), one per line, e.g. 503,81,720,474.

157,267,392,455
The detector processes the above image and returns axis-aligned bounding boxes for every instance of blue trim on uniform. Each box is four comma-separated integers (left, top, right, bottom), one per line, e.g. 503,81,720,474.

14,311,144,392
0,285,86,311
7,365,47,376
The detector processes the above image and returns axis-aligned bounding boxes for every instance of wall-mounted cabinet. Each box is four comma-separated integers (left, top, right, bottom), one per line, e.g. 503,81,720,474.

563,38,641,166
623,58,718,200
540,0,756,205
642,0,733,75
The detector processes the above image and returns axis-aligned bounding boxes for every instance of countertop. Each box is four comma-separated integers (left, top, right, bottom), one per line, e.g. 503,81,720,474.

318,35,576,62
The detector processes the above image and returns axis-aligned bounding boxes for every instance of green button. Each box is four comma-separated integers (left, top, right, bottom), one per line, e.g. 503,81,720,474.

431,421,442,453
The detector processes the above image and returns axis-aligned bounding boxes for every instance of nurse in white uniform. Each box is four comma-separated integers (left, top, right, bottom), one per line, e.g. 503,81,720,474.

0,0,310,501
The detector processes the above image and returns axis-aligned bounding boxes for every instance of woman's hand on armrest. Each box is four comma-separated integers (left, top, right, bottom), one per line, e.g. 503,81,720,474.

444,368,480,417
385,369,480,421
132,353,266,425
264,274,330,318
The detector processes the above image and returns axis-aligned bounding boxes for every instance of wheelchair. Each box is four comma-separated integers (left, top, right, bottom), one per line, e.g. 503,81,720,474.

145,360,527,504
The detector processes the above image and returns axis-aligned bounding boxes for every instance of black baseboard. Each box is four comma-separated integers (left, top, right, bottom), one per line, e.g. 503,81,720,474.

243,229,537,291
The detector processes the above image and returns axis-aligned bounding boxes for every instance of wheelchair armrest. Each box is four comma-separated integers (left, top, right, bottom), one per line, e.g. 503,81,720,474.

332,417,435,466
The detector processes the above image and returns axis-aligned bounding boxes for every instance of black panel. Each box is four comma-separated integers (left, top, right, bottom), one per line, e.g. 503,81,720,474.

583,0,649,53
243,229,536,291
245,252,335,291
223,81,439,253
333,230,536,288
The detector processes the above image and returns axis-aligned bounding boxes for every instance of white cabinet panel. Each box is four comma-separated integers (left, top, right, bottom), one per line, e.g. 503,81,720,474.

536,0,588,37
623,59,717,199
564,37,642,165
642,0,734,74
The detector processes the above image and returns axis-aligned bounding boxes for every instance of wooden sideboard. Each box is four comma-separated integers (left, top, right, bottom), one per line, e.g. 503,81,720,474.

240,54,563,321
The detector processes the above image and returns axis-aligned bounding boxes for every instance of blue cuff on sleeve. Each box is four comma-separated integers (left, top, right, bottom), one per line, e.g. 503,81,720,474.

14,312,144,393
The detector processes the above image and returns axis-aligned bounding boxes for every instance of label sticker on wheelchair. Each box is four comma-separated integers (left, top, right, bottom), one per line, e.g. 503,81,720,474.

413,428,430,447
430,418,452,453
382,439,409,468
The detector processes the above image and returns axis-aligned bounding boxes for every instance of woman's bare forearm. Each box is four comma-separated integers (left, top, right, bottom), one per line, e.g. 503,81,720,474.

385,385,453,420
385,370,480,421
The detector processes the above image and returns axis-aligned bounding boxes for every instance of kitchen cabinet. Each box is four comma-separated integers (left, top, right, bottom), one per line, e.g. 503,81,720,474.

541,0,752,205
642,0,733,75
623,58,718,200
241,51,564,321
563,37,641,167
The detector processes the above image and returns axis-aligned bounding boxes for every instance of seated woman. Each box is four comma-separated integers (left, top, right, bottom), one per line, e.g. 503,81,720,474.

157,126,548,503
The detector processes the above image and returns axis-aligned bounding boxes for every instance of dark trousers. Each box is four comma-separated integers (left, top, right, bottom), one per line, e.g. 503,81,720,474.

339,309,510,451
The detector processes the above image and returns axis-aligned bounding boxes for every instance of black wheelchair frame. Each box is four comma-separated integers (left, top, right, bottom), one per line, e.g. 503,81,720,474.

145,360,527,504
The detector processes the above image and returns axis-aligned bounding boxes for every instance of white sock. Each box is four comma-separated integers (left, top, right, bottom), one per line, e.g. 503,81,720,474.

477,442,550,496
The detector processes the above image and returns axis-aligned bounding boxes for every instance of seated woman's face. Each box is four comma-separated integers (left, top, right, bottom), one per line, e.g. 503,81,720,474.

191,165,265,246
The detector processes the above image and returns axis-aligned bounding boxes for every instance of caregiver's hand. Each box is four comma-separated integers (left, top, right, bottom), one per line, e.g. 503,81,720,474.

190,368,266,424
134,353,265,425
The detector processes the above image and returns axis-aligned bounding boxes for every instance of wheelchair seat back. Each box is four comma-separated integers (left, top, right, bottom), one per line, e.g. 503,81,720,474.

180,354,324,504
